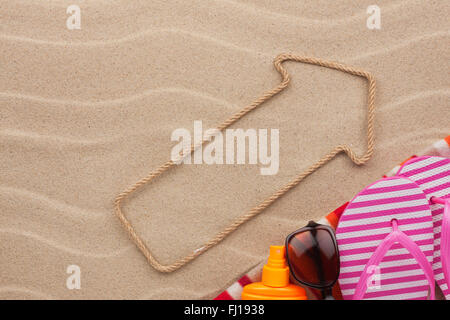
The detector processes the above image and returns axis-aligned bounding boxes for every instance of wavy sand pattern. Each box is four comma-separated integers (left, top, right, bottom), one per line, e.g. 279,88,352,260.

1,1,449,299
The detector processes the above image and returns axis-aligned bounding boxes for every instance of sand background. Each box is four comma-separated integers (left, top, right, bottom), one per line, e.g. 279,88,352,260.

1,0,449,299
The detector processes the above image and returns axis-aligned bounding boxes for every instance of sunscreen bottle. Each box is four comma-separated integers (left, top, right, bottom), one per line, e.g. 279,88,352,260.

241,245,307,300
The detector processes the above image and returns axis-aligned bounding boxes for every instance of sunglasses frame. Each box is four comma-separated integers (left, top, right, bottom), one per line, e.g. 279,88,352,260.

285,221,341,290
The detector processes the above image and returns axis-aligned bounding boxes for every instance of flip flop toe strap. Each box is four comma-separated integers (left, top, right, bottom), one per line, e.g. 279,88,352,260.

353,219,435,300
431,197,450,288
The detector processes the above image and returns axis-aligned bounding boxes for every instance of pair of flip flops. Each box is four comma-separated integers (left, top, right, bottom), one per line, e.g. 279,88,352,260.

336,156,450,300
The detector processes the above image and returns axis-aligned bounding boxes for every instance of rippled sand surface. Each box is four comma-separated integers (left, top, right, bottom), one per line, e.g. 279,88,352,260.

1,0,449,299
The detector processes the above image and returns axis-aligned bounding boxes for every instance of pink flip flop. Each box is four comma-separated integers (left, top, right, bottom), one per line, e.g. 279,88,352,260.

336,176,435,300
396,156,450,299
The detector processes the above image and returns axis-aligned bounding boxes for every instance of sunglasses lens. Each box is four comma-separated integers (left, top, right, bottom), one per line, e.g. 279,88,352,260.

287,228,338,287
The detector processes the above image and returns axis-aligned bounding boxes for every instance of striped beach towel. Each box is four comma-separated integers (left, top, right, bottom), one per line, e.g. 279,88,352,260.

215,135,450,300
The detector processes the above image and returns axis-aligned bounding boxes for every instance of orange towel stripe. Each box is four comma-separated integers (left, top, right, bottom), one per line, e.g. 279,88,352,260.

445,135,450,146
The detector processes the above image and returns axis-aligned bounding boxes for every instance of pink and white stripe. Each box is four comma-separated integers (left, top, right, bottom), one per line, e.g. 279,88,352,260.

336,177,434,300
397,156,450,299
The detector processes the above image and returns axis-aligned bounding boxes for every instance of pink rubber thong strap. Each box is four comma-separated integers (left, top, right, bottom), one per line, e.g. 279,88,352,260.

353,219,435,300
432,197,450,288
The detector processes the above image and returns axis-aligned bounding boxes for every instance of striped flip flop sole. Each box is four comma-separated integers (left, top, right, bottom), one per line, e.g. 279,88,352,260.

336,176,434,300
397,156,450,299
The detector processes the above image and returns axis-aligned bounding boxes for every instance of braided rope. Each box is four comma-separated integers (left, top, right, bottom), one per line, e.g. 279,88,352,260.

114,53,376,273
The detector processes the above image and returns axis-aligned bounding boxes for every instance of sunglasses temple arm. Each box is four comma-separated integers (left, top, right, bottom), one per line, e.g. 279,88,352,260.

290,236,319,261
310,230,328,286
322,287,335,300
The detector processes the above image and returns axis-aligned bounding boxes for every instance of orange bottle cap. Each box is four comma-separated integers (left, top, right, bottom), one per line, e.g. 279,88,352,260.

242,245,307,300
262,245,290,287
